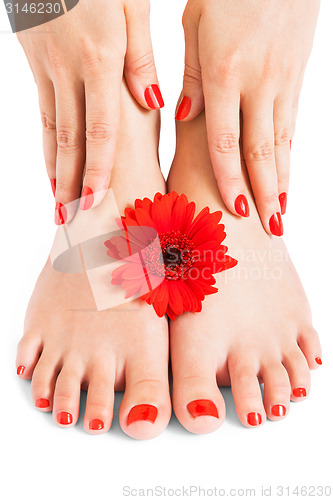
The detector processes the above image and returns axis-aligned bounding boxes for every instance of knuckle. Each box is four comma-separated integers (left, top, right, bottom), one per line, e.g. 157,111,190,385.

210,131,239,155
248,143,274,163
183,63,202,87
261,192,279,206
274,129,290,147
47,45,66,76
127,51,156,76
57,127,80,152
205,57,240,86
84,164,109,179
86,123,112,144
41,112,56,131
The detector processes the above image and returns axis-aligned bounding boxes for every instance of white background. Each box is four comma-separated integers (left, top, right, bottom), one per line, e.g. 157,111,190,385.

1,1,332,499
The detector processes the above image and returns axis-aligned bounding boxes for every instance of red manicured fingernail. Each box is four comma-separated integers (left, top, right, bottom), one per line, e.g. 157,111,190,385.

187,399,219,419
57,411,73,425
272,404,287,417
54,202,67,225
35,398,50,409
175,96,191,120
293,387,307,398
17,365,25,376
269,212,284,236
80,186,94,211
144,84,164,109
315,357,322,365
290,140,292,150
89,419,104,431
50,178,56,197
279,192,288,215
247,412,262,426
235,194,250,218
127,404,158,425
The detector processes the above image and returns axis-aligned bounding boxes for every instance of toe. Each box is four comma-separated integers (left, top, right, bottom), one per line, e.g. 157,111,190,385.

261,361,290,421
31,351,60,412
171,338,225,435
229,355,266,428
16,333,42,380
297,328,322,370
119,352,171,440
283,345,311,402
83,364,115,434
52,360,83,428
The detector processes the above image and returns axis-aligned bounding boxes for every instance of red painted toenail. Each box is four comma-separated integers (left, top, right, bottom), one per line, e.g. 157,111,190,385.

247,412,262,426
315,357,322,365
57,411,73,425
187,399,219,419
80,186,94,211
35,398,50,408
89,419,104,431
17,366,25,376
234,194,250,218
272,404,287,417
127,404,158,425
293,387,307,398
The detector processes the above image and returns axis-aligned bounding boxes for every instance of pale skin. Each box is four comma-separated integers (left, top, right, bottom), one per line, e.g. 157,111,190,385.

16,82,321,437
17,0,162,220
176,0,321,235
18,0,320,233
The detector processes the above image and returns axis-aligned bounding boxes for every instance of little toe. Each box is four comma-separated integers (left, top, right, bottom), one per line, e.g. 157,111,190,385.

297,328,323,370
119,353,171,440
283,346,311,402
16,333,43,380
83,365,115,434
261,362,290,421
172,345,225,435
52,360,83,428
31,351,60,412
229,355,266,428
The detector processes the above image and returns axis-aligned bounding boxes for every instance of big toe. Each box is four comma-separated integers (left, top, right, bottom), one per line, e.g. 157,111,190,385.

171,324,225,434
119,350,171,440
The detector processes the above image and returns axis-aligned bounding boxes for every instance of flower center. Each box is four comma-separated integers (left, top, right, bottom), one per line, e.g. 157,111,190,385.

143,231,196,280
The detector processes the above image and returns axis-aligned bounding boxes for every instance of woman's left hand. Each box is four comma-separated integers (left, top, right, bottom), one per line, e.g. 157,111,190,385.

176,0,320,235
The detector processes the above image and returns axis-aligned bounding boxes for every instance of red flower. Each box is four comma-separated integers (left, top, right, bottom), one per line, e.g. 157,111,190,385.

104,192,237,320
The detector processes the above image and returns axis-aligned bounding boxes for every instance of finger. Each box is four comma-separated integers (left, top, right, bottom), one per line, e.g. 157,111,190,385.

274,96,293,215
54,80,86,225
82,66,123,211
203,84,249,217
124,0,164,110
175,7,204,121
242,96,283,236
38,79,57,196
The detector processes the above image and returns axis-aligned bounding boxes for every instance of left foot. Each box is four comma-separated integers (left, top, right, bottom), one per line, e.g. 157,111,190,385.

167,113,322,434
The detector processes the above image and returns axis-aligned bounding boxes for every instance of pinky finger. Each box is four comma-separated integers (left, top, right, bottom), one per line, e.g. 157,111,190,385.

38,79,57,196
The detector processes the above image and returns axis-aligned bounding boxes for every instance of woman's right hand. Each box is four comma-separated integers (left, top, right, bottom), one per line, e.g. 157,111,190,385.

17,0,163,223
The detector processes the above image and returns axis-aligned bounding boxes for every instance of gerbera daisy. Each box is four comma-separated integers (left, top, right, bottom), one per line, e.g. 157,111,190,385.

104,192,237,320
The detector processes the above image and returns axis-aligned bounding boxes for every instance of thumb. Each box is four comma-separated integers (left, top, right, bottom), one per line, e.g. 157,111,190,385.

175,12,204,121
124,1,164,110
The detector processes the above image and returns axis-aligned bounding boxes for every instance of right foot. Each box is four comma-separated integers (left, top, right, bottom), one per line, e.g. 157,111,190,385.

168,112,322,434
16,83,171,440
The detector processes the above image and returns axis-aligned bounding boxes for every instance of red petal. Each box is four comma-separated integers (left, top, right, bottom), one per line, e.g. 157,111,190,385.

171,195,187,233
134,207,156,228
167,281,184,317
